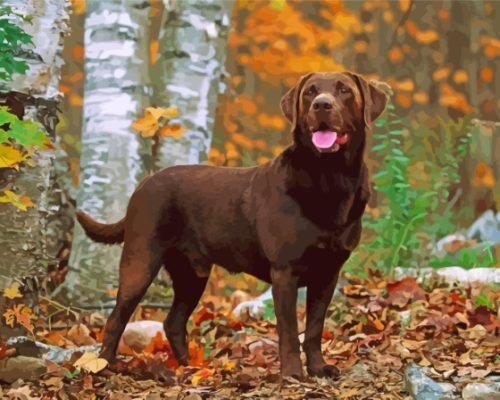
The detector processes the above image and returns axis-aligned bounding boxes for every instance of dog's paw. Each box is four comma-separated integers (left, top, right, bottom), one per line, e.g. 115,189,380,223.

281,365,305,380
307,363,340,378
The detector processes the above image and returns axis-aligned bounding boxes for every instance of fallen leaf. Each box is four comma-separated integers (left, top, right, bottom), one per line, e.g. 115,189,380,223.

3,282,22,299
190,368,214,385
67,324,96,346
7,385,40,400
387,277,426,307
73,352,108,373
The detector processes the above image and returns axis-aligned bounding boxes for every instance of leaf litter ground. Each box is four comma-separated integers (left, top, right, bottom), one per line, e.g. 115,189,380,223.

1,270,499,399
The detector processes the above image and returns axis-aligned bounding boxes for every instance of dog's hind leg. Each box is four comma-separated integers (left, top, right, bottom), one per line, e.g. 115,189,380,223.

164,251,209,365
100,239,162,363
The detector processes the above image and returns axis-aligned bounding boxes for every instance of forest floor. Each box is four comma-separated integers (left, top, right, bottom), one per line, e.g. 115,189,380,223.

1,270,499,399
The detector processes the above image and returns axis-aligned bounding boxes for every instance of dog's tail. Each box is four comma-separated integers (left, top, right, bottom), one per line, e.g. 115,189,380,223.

76,211,125,244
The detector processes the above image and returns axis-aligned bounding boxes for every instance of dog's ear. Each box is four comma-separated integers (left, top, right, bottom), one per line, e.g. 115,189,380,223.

280,73,313,130
347,72,388,126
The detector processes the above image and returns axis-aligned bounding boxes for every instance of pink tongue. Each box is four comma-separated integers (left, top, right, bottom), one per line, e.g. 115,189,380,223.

312,131,337,149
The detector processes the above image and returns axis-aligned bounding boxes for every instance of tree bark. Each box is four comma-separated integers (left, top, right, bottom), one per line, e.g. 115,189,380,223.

55,0,152,307
151,0,233,170
0,0,70,290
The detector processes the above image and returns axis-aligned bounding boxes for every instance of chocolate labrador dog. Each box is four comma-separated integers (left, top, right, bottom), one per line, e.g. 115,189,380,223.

77,71,387,378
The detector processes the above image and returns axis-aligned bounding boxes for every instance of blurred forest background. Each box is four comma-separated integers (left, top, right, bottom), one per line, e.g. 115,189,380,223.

0,0,499,309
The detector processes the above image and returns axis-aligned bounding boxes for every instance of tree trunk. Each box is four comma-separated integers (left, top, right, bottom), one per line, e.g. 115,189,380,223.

55,0,152,307
151,0,233,170
0,0,70,290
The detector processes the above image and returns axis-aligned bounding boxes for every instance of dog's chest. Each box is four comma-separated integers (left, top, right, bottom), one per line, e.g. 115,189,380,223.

288,173,358,230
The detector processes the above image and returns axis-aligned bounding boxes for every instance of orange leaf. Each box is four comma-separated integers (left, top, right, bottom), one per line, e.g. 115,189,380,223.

433,67,450,82
144,331,170,354
73,45,84,62
413,91,429,105
150,40,159,65
388,47,404,63
188,339,205,367
67,71,84,83
69,93,83,107
159,123,186,139
479,67,493,82
437,9,449,20
190,367,214,385
415,29,439,44
132,113,159,137
472,161,496,189
453,70,468,84
3,304,36,334
396,93,412,108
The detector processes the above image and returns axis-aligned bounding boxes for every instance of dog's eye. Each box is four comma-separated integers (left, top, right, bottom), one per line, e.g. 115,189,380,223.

339,86,351,94
306,85,317,95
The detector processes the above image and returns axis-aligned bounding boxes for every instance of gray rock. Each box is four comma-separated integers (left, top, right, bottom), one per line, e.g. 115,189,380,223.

0,356,46,383
462,383,500,400
404,364,457,400
6,335,101,363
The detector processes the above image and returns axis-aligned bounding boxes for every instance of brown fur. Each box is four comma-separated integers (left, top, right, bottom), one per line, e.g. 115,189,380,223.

78,71,388,378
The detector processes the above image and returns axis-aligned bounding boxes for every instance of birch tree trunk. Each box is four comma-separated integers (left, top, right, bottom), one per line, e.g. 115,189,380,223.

55,0,152,307
151,0,233,169
0,0,70,289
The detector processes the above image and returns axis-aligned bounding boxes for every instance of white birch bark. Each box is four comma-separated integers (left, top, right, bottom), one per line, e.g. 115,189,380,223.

152,0,233,169
0,0,70,289
56,0,151,307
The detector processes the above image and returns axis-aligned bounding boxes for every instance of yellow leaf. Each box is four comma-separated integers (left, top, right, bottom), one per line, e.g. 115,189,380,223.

190,368,214,385
145,106,180,121
223,360,237,371
0,190,34,211
71,0,86,15
161,106,180,119
0,144,24,169
159,123,186,139
131,113,159,137
3,282,22,299
73,352,108,373
145,107,165,121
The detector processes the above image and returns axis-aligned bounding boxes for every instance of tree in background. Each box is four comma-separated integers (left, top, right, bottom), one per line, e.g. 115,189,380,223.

56,0,152,307
150,0,232,170
0,0,70,289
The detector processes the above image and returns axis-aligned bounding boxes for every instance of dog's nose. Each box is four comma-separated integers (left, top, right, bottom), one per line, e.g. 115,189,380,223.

312,95,333,111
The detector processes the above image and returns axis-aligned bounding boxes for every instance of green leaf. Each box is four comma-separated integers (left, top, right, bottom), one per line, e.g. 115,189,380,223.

63,368,81,380
473,294,494,310
0,106,17,125
0,130,8,143
8,119,46,149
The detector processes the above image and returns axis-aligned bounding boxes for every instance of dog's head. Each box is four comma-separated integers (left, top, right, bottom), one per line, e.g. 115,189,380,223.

281,71,388,158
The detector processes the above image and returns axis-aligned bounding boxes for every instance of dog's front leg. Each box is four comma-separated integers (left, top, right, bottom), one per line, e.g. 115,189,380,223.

303,267,341,378
270,267,303,379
